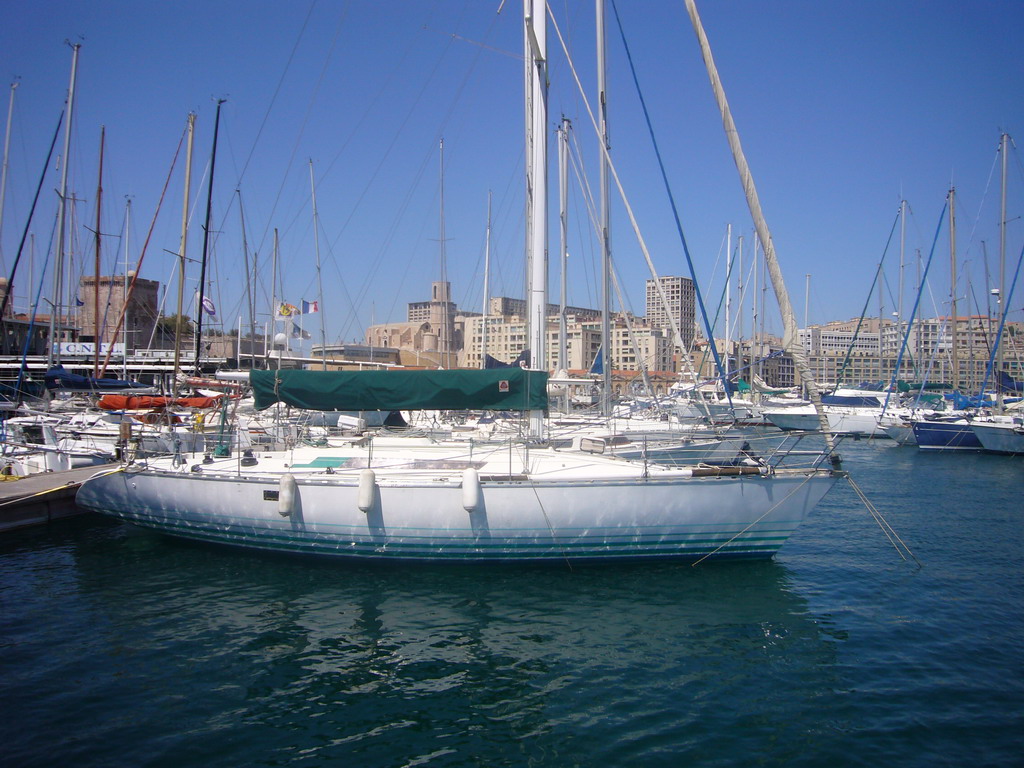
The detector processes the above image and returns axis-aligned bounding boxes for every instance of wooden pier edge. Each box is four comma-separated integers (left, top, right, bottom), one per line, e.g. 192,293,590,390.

0,464,119,533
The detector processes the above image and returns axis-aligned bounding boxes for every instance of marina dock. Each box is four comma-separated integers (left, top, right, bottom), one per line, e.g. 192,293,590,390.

0,465,117,532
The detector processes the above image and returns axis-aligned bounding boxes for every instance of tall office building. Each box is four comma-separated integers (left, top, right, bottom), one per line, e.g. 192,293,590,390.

645,276,696,351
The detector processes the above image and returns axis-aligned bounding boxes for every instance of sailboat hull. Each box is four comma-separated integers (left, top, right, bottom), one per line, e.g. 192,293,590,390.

912,420,983,451
76,458,836,563
970,422,1024,454
765,406,887,437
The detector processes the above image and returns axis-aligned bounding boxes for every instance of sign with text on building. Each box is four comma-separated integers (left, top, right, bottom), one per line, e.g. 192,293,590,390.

58,342,126,357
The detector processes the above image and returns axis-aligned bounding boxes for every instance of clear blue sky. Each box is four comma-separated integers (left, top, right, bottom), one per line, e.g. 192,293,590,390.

1,1,1022,348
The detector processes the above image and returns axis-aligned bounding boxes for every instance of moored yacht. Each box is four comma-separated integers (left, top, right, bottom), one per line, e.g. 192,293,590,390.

76,368,840,563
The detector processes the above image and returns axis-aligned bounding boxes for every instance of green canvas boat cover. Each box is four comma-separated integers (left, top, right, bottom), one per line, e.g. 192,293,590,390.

894,380,953,392
250,368,549,412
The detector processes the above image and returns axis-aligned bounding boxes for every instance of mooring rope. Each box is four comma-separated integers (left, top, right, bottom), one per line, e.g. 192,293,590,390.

524,458,574,571
691,472,816,567
846,474,921,567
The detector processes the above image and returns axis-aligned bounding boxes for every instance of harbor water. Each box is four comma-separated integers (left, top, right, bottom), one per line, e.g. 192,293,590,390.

1,438,1021,767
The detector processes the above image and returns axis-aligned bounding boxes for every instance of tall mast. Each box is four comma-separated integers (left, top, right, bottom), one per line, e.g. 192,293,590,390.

753,236,761,385
1,108,62,321
949,186,958,391
194,98,224,373
48,43,80,369
736,235,744,380
759,243,767,384
92,126,104,376
724,223,731,382
172,113,195,397
309,159,327,369
67,193,81,326
268,228,279,363
898,199,906,336
437,138,449,367
996,132,1008,410
596,0,613,416
685,0,835,453
237,186,256,371
878,255,884,383
803,270,810,386
803,273,810,332
522,0,533,357
249,250,258,369
524,0,548,437
558,117,570,375
28,233,34,318
0,80,18,270
122,198,131,379
481,190,492,369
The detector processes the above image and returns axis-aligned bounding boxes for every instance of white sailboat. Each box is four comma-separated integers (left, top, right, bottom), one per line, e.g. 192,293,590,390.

764,387,891,437
767,405,888,437
969,133,1022,454
971,413,1024,454
75,1,840,563
77,368,837,562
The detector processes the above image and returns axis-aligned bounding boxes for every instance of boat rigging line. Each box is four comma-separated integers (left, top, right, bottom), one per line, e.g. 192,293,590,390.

834,208,901,390
0,110,63,320
548,4,727,420
881,200,949,413
691,472,817,567
97,124,187,379
193,99,225,375
845,474,920,567
234,2,318,188
602,0,732,405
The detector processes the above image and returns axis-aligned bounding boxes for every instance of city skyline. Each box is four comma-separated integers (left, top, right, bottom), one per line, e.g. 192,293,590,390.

1,2,1021,349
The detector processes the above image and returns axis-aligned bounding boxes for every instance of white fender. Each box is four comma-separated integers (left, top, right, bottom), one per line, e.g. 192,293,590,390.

278,473,297,517
358,469,376,512
462,467,481,512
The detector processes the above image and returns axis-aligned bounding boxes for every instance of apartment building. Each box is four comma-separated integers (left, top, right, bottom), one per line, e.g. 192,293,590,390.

459,312,673,376
795,316,1023,390
645,276,696,351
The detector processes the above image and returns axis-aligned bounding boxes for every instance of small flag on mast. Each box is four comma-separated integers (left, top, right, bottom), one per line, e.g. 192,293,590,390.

275,302,298,319
195,292,217,316
301,299,319,314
